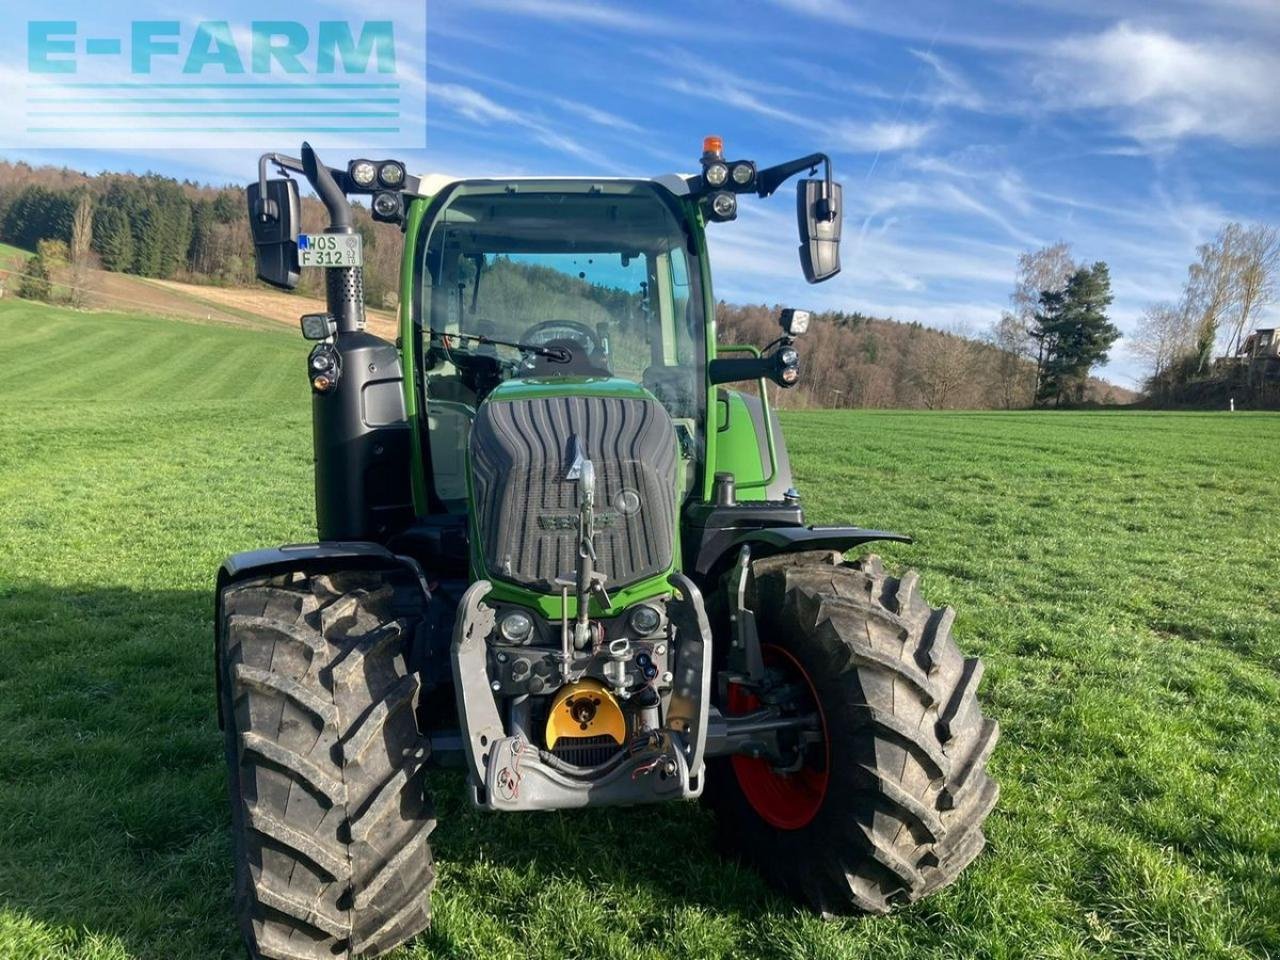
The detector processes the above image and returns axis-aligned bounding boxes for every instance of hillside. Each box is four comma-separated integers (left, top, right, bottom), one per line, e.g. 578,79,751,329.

718,303,1137,409
0,243,396,338
0,160,1135,409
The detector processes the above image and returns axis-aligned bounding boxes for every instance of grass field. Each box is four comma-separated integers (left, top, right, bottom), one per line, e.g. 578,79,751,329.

1,299,1277,960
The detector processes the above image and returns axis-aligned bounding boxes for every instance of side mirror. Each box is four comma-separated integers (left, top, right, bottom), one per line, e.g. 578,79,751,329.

797,178,842,283
246,178,301,290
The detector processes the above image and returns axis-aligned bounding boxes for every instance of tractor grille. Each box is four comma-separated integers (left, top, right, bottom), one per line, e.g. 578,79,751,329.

469,394,677,591
549,734,623,768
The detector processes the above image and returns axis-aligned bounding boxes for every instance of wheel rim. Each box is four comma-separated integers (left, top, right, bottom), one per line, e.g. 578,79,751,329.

726,643,830,830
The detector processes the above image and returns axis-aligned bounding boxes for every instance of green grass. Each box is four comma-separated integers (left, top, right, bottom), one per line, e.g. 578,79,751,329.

1,298,1277,959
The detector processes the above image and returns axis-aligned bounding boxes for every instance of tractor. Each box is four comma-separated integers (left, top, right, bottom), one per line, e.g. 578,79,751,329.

217,137,999,959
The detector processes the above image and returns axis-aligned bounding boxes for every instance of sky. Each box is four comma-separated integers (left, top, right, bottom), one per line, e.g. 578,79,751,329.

5,0,1280,387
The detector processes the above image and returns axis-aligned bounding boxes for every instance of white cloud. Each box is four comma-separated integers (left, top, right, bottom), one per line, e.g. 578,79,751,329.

1036,22,1280,145
832,120,933,153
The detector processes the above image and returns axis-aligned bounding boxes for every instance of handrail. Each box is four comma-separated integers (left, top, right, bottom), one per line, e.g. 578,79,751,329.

715,344,777,491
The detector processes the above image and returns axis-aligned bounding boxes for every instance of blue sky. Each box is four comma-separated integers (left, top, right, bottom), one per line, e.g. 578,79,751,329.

5,0,1280,386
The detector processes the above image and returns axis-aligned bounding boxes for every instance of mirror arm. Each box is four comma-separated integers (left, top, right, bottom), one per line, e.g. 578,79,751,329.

708,345,795,388
756,152,834,213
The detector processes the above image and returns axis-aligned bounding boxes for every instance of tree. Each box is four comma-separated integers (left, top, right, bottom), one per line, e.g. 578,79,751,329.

1132,301,1194,397
1184,223,1244,374
1225,224,1280,356
1033,262,1119,406
93,204,135,272
909,328,978,409
68,192,94,307
17,253,52,302
1011,241,1076,396
36,238,68,268
0,185,75,251
988,310,1034,408
69,192,93,263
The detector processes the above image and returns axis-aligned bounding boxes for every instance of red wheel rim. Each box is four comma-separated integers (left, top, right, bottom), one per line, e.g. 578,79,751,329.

726,644,829,830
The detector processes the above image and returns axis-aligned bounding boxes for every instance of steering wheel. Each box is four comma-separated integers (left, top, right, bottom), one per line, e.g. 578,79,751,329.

520,320,602,358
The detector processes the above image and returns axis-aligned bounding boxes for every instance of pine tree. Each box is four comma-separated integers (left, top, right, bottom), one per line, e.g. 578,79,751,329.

93,205,135,272
1033,262,1119,406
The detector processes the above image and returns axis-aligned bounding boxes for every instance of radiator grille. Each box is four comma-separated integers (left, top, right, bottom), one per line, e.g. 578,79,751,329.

470,394,678,591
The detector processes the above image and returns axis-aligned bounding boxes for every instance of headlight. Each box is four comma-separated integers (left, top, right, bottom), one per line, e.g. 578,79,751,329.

710,191,737,219
350,160,377,188
378,161,405,187
372,191,402,220
629,605,661,635
499,611,534,643
731,162,754,186
704,161,728,187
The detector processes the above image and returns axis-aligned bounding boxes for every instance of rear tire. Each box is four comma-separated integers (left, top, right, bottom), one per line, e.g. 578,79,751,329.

217,569,436,959
710,552,999,914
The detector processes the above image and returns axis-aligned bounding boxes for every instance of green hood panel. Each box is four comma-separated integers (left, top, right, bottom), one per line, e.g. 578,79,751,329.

485,376,657,404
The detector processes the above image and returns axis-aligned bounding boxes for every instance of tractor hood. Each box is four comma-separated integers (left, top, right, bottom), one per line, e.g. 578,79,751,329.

468,378,679,594
483,375,656,404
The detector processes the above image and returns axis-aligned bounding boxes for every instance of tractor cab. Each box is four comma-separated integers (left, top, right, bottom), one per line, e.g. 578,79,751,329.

410,179,706,511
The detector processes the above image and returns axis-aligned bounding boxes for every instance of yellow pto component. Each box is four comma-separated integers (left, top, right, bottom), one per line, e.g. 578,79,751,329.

545,678,626,748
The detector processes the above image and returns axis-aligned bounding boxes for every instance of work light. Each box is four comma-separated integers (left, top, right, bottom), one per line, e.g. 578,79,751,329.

730,161,755,188
378,161,406,187
707,191,737,221
349,160,377,188
704,161,729,187
372,191,403,222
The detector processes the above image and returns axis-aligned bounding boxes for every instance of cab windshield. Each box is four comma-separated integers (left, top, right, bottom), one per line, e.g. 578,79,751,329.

415,181,705,510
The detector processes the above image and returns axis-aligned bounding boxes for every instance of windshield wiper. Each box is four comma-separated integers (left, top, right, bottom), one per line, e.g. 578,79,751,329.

427,329,570,363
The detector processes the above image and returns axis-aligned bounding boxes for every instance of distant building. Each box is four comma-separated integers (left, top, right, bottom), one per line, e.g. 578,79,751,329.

1238,328,1280,384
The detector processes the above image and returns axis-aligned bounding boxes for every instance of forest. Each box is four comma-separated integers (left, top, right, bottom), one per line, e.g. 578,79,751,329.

0,160,1130,410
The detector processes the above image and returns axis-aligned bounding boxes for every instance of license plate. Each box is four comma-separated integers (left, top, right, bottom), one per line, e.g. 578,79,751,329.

297,233,363,268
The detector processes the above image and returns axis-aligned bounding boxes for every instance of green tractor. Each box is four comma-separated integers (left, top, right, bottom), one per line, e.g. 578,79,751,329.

218,137,998,959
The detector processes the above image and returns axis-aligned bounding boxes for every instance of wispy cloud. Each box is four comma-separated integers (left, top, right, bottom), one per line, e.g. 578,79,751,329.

551,98,644,134
1034,22,1280,145
657,56,934,155
465,0,680,34
429,82,613,168
908,49,987,112
832,120,933,153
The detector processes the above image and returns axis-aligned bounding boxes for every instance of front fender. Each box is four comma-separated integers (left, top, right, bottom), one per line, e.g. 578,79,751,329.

214,541,431,729
691,524,911,581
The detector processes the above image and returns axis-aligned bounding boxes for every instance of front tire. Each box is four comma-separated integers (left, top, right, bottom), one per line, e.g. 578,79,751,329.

218,569,436,959
711,552,1000,914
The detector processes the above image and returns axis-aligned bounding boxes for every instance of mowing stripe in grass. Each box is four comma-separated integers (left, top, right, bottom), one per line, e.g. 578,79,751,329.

1,301,1278,960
